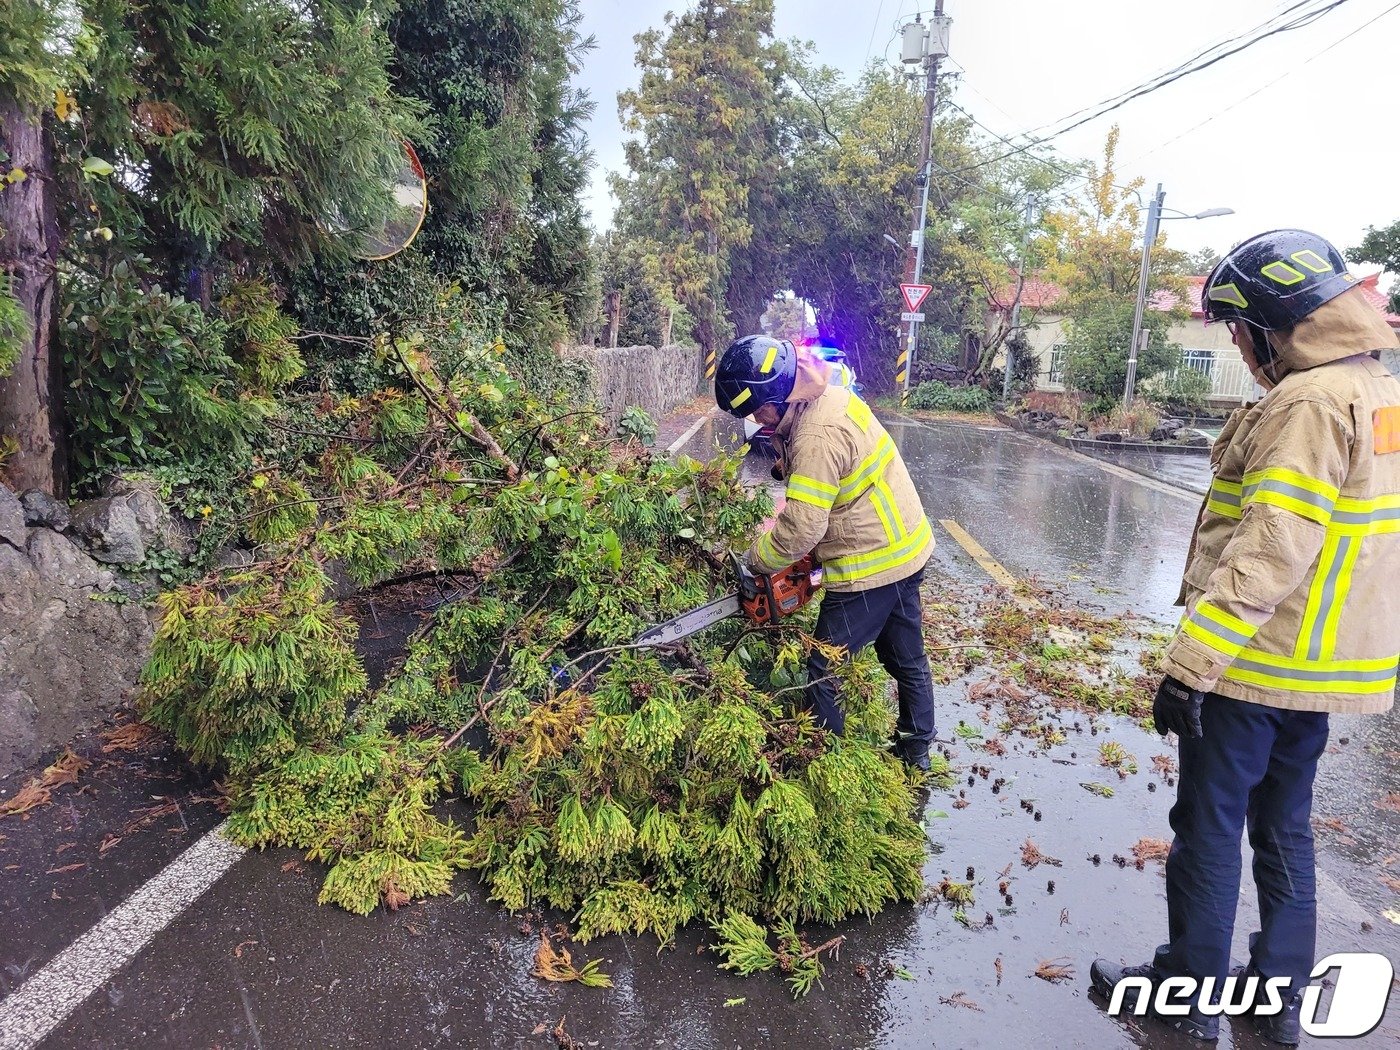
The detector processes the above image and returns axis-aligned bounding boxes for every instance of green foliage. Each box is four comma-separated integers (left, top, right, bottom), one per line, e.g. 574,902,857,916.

0,0,66,105
1144,365,1213,416
61,259,273,484
140,329,927,988
1059,294,1183,407
613,0,787,357
1349,221,1400,313
70,0,421,270
617,406,657,447
0,274,26,378
141,557,365,773
907,381,992,413
712,911,837,998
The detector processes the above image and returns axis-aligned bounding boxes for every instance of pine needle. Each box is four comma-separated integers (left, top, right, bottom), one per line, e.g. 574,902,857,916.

1020,838,1062,869
100,720,160,753
532,932,613,988
939,990,983,1011
1035,958,1076,983
0,750,89,817
1131,837,1171,863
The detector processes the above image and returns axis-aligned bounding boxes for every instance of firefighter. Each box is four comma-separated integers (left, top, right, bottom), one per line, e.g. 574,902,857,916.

1091,230,1400,1045
714,335,937,770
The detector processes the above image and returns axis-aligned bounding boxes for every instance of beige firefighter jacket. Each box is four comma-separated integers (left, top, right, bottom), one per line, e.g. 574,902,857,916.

1164,288,1400,714
746,350,933,592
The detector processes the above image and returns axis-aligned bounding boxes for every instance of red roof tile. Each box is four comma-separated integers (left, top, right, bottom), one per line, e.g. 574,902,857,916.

987,276,1064,311
996,272,1400,328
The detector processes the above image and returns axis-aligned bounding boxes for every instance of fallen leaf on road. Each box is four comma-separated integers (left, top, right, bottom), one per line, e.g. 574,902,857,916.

233,939,257,958
1313,817,1349,834
0,751,89,817
1131,838,1171,864
1383,877,1400,894
1152,755,1176,776
723,997,746,1007
1374,793,1400,813
280,860,302,873
938,991,983,1011
55,842,76,854
100,721,159,753
46,863,85,874
551,1016,584,1050
1021,839,1062,869
531,1023,549,1036
533,932,612,988
1060,908,1071,926
1035,958,1076,983
99,834,122,855
994,956,1003,985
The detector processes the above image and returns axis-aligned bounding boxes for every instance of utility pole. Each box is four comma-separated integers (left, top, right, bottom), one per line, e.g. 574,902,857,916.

1001,192,1037,404
1124,183,1165,408
897,1,950,407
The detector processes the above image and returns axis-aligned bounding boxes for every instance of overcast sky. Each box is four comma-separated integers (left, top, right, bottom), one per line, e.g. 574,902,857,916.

574,0,1399,271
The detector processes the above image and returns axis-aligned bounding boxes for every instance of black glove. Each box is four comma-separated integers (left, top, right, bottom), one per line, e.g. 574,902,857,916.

1153,675,1205,739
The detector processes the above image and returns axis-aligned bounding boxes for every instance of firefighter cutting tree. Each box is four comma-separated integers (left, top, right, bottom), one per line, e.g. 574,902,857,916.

713,335,938,771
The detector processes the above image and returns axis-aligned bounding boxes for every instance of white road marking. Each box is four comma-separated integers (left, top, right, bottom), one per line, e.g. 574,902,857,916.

665,406,720,457
889,410,1204,502
0,820,245,1050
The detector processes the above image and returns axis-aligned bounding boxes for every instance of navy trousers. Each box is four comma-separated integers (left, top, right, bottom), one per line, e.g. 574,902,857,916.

1153,693,1329,1001
805,567,936,755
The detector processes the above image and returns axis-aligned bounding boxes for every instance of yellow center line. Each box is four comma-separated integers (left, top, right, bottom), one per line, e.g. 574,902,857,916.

938,518,1043,608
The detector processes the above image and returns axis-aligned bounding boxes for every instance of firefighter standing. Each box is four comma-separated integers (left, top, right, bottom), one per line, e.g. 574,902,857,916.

713,336,937,770
1091,230,1400,1045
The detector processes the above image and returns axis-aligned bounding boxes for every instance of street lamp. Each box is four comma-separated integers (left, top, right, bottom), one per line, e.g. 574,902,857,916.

1123,185,1233,408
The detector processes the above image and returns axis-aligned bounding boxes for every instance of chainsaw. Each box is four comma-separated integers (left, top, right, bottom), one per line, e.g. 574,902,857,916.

634,552,823,648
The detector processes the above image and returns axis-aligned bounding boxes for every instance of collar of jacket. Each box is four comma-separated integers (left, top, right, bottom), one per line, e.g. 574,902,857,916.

1266,287,1400,379
773,348,834,442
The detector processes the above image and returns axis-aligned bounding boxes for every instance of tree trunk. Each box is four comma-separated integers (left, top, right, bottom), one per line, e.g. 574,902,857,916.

0,98,65,495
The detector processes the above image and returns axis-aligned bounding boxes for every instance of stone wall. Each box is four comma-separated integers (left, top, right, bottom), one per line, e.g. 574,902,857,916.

563,343,704,428
0,483,165,777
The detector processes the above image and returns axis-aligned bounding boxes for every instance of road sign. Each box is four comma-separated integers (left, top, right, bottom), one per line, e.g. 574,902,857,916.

900,283,932,312
900,312,925,322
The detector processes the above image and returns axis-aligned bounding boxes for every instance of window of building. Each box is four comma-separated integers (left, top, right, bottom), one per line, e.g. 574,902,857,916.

1181,348,1216,376
1047,344,1067,384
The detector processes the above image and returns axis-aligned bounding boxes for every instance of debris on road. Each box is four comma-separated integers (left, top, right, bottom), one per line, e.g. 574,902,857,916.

532,931,612,988
0,749,89,817
1034,958,1076,983
1020,839,1061,869
938,990,983,1011
1131,838,1171,864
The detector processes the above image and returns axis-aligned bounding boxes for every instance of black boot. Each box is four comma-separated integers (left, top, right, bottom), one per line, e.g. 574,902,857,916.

1227,965,1302,1046
1089,959,1220,1042
892,738,930,772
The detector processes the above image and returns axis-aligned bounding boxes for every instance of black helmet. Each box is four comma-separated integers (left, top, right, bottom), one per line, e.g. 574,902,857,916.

1202,229,1358,331
715,335,797,417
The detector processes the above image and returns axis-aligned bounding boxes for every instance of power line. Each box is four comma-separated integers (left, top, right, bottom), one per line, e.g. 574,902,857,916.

943,0,1356,176
1123,0,1400,165
863,0,888,64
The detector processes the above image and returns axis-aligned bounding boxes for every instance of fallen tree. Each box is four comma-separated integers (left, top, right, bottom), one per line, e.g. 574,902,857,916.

140,308,932,992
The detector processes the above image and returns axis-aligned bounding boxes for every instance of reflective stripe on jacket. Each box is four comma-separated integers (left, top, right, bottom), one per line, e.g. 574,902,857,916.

747,365,932,592
1164,289,1400,714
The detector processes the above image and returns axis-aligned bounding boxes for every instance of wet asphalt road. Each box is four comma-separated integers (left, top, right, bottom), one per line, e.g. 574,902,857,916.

2,417,1397,1050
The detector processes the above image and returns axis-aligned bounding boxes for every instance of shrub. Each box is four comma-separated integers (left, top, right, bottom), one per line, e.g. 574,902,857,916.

61,260,274,486
907,381,993,413
618,405,657,446
1144,366,1213,416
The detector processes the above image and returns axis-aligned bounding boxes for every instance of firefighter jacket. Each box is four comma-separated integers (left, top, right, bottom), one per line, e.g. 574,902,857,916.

746,351,934,592
1164,288,1400,714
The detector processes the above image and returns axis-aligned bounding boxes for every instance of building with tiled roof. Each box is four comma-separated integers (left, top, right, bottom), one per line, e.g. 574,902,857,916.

987,270,1400,405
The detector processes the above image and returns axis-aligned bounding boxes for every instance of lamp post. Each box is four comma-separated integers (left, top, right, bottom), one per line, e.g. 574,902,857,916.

1123,185,1233,408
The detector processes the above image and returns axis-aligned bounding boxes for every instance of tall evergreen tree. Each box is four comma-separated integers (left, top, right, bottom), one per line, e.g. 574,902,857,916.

613,0,786,376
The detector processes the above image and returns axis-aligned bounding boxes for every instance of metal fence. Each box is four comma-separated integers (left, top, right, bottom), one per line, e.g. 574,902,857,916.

1037,346,1259,403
